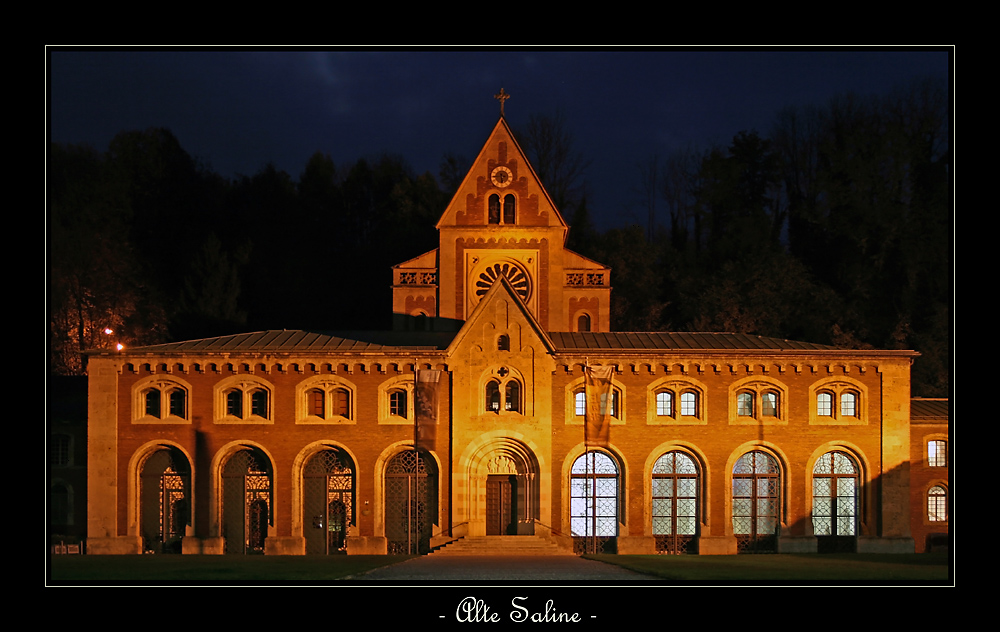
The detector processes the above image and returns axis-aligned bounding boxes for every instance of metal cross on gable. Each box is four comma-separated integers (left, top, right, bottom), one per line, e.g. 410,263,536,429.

495,88,510,117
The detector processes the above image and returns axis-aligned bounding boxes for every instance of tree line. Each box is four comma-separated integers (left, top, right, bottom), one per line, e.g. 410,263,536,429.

48,78,950,396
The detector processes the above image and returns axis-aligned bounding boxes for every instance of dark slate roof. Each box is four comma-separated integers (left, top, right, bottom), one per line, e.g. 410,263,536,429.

547,332,838,352
911,398,950,420
117,330,456,354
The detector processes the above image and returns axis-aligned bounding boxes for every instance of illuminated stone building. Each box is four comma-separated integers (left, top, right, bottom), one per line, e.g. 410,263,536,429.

85,108,930,556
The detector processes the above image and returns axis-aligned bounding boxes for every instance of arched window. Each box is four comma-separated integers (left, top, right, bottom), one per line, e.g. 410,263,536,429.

732,450,780,553
574,389,586,416
817,392,833,416
577,313,591,332
652,451,699,554
497,334,510,351
811,382,866,424
139,381,189,421
145,388,162,417
250,388,269,418
140,448,191,554
812,451,859,550
680,391,698,417
505,380,521,412
389,389,408,418
486,379,501,412
303,449,355,555
840,392,857,417
656,391,673,417
928,486,948,522
226,389,243,418
761,391,778,417
488,194,500,224
503,194,516,224
332,388,351,418
737,391,754,417
570,451,619,552
221,448,272,554
308,389,325,417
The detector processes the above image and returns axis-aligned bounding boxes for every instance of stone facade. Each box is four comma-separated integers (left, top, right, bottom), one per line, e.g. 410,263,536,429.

85,115,928,555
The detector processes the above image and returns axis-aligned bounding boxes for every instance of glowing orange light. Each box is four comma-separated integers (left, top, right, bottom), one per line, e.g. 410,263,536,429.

104,328,114,335
116,343,125,351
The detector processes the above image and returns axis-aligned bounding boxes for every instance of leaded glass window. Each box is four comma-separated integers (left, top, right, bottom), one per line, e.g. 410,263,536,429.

570,452,619,539
653,452,699,554
928,486,947,522
656,391,673,417
817,392,833,416
732,450,780,552
812,451,858,537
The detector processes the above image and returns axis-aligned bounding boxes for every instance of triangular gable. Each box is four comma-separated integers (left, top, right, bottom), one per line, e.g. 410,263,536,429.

446,273,556,357
436,117,568,233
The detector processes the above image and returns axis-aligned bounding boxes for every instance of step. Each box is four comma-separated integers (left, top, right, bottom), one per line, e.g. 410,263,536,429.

430,535,572,556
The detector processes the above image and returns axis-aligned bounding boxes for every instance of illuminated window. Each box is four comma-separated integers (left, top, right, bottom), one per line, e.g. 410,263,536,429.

656,391,673,417
817,392,833,416
575,390,586,416
811,382,866,424
652,451,699,554
732,450,780,553
840,392,857,417
928,440,947,467
486,380,501,412
505,380,521,412
737,392,754,417
681,391,698,417
927,486,948,522
812,451,858,537
570,451,619,541
761,392,778,417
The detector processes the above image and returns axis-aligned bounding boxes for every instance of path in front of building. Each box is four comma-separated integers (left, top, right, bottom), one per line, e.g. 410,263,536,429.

350,554,656,582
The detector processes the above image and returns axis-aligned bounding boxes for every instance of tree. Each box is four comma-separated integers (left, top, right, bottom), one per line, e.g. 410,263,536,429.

516,110,590,216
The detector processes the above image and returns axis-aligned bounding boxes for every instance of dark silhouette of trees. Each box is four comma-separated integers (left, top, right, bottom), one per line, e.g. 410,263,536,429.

48,81,950,397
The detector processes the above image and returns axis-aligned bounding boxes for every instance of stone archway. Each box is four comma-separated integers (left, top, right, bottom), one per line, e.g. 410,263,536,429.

466,438,540,537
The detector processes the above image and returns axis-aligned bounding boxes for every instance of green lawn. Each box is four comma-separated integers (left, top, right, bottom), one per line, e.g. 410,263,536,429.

49,552,950,584
584,552,951,583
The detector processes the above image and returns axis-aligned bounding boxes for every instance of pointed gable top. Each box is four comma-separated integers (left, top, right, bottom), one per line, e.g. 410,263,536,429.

436,115,569,234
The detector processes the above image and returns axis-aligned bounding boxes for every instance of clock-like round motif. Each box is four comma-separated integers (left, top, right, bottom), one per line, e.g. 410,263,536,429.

491,165,512,188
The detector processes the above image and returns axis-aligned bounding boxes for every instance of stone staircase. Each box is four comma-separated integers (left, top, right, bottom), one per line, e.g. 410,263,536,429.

430,535,572,556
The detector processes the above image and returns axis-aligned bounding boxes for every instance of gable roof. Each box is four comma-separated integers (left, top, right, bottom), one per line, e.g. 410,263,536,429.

436,116,568,232
445,273,556,356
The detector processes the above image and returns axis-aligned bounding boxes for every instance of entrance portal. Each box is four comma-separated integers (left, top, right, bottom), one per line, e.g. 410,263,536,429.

486,474,518,535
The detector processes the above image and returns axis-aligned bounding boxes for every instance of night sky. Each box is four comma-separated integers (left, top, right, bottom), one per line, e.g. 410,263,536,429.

47,47,951,230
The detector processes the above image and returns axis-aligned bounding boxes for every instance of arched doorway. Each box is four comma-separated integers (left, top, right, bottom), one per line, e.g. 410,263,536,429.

732,450,780,553
222,448,272,554
652,451,699,554
139,448,190,554
570,451,620,554
812,450,859,552
304,449,355,554
385,450,437,554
